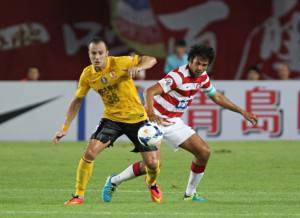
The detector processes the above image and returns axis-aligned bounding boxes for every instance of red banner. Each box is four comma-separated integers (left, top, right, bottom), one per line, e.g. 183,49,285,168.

1,0,300,80
0,0,125,80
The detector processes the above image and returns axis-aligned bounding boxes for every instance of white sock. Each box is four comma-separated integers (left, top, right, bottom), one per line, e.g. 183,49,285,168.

185,171,204,196
111,164,136,186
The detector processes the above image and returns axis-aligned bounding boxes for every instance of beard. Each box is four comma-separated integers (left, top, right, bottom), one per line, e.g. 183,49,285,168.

191,71,203,78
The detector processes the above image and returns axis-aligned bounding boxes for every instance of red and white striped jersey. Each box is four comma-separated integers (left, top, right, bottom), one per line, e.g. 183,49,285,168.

154,64,216,119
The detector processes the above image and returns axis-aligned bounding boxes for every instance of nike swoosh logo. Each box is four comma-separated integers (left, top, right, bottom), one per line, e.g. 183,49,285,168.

0,96,61,124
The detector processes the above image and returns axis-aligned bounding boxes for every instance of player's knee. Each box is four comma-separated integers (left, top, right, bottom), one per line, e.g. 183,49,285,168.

195,146,210,162
202,147,211,161
146,159,159,170
84,148,97,161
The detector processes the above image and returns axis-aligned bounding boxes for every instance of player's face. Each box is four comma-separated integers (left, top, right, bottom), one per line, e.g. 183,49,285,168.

188,56,209,78
174,46,186,58
88,42,108,71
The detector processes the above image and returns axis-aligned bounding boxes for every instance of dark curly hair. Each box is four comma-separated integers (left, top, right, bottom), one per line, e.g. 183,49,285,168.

188,44,215,64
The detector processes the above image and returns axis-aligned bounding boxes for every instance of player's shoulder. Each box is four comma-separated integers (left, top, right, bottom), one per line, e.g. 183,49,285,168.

80,65,93,78
179,64,189,75
110,55,138,70
82,64,93,73
168,65,187,79
110,55,134,63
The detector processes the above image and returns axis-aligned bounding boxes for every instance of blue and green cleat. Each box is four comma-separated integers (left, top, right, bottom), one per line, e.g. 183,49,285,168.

183,193,207,202
102,175,117,202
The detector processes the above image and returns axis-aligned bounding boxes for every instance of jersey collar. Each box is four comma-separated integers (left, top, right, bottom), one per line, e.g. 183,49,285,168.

92,57,110,74
186,64,207,78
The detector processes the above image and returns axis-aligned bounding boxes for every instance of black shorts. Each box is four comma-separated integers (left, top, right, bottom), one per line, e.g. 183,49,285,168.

90,118,157,152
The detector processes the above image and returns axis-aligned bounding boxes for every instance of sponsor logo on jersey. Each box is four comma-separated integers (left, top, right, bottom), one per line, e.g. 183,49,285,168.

109,71,117,79
164,78,173,86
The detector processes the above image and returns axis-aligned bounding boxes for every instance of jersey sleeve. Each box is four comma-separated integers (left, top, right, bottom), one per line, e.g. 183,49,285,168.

75,71,90,98
157,71,183,93
200,74,217,97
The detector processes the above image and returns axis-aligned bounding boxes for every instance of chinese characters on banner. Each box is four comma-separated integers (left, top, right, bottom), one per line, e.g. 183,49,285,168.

134,81,300,140
188,91,222,137
187,87,292,138
242,87,283,137
0,23,49,50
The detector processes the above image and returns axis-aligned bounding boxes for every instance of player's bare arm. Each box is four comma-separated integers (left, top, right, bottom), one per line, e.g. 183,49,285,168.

127,56,157,78
53,97,83,144
144,83,164,124
210,91,257,125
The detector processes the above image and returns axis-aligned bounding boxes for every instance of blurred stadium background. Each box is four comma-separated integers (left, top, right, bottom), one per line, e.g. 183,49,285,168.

1,0,300,217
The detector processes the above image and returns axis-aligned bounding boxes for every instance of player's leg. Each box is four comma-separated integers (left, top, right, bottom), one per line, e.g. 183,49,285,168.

102,121,162,203
162,118,208,202
179,134,210,202
101,120,150,202
65,119,122,205
109,144,161,186
102,160,146,203
111,161,144,185
126,121,163,203
140,149,162,203
103,150,162,204
65,139,110,205
140,151,160,185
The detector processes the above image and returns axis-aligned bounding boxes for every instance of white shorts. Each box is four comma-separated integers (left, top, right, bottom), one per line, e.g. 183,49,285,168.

160,118,195,150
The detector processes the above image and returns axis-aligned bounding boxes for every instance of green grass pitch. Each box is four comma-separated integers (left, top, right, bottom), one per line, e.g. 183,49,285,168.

0,140,299,218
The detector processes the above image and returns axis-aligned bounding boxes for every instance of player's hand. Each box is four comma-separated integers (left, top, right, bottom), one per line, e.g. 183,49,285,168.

102,140,111,148
146,108,163,124
125,67,141,78
242,111,257,126
53,130,67,144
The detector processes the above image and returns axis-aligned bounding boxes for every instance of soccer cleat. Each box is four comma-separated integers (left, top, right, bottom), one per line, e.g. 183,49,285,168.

102,175,117,202
183,193,207,202
64,194,84,205
146,182,163,204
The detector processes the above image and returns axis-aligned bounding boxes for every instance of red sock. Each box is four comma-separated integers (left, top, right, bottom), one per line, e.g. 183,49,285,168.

132,162,142,176
191,162,206,173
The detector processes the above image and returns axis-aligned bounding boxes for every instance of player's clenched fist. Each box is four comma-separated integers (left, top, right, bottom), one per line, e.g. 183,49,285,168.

242,111,258,126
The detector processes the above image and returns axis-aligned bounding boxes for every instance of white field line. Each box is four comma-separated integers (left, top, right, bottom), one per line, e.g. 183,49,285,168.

1,210,300,217
1,188,300,195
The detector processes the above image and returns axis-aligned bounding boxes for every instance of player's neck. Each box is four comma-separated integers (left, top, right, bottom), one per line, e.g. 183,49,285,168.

93,61,107,72
94,66,105,72
188,66,201,78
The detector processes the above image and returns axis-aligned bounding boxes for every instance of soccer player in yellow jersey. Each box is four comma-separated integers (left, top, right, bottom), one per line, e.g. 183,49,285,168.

53,37,162,205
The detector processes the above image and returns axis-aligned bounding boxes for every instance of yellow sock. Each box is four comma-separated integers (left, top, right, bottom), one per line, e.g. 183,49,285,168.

75,157,94,197
145,161,160,185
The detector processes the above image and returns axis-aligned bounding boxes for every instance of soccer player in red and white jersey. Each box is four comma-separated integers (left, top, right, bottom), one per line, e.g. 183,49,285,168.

102,44,257,202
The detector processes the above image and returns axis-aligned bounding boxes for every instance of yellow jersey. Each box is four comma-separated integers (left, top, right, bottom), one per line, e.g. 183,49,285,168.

75,55,147,123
